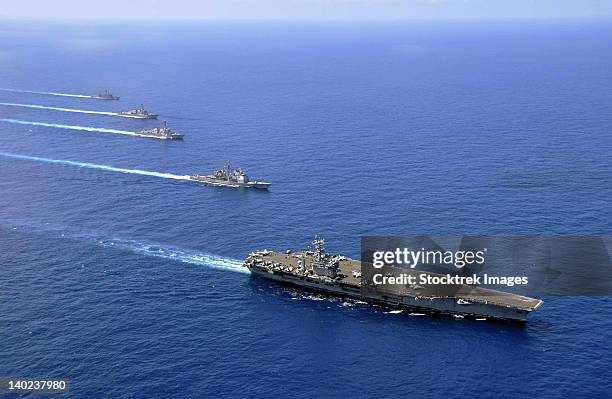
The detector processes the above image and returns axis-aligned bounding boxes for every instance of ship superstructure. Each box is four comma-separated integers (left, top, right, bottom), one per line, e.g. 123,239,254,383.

244,238,543,322
190,162,271,189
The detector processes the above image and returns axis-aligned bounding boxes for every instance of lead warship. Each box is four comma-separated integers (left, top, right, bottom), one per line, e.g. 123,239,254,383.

244,238,543,322
118,105,158,119
190,162,271,189
92,89,119,100
135,121,184,140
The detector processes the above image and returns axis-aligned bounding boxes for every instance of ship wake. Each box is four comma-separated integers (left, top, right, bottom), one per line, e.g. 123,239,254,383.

0,118,163,138
99,238,247,273
0,151,191,182
0,102,119,116
0,88,95,98
3,219,246,274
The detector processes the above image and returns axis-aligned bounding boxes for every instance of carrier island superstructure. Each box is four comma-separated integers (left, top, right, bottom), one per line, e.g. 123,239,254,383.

244,238,543,322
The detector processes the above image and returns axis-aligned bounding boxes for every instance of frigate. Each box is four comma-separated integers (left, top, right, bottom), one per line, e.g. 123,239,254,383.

118,105,158,119
190,162,271,189
244,238,543,322
135,121,184,139
92,90,119,100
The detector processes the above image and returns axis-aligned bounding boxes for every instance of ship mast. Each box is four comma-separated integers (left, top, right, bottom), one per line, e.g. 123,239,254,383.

224,161,231,181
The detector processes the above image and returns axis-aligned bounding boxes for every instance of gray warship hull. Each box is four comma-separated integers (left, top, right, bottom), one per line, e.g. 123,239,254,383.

135,123,184,139
118,113,158,119
118,106,158,119
244,250,542,322
92,95,120,100
136,132,183,139
189,175,271,189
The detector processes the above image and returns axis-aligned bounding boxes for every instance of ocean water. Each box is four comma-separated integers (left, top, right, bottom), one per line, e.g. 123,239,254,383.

0,19,611,398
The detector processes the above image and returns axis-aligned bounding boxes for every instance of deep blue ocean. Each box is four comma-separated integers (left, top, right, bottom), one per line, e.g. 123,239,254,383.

1,19,611,398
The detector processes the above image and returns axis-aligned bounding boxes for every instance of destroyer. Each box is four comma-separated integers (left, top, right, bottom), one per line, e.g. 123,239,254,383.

244,238,543,322
92,90,119,100
135,121,184,139
118,105,158,119
190,162,270,189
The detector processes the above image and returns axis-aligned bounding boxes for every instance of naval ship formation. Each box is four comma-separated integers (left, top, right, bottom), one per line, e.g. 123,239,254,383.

244,238,543,322
4,87,274,186
87,90,269,183
5,86,546,322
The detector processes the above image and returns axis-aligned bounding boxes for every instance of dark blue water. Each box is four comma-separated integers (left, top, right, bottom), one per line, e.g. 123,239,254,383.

1,19,611,398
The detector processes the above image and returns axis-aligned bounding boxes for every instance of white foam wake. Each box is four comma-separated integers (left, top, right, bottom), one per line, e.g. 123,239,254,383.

0,118,164,139
0,102,118,116
98,238,247,273
0,88,94,98
0,151,191,182
2,219,246,274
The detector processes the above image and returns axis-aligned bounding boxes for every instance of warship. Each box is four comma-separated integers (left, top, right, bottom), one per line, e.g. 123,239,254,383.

118,105,158,119
135,121,184,139
190,162,271,189
92,90,120,100
244,238,543,322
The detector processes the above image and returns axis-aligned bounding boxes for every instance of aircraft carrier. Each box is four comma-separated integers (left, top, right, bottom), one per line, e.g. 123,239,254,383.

92,90,120,100
244,238,543,322
135,121,184,139
190,162,271,189
118,105,158,119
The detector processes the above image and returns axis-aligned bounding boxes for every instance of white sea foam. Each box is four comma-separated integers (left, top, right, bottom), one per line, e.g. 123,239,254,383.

98,238,247,273
0,118,166,139
0,88,94,98
0,102,118,116
2,219,246,274
0,151,191,182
